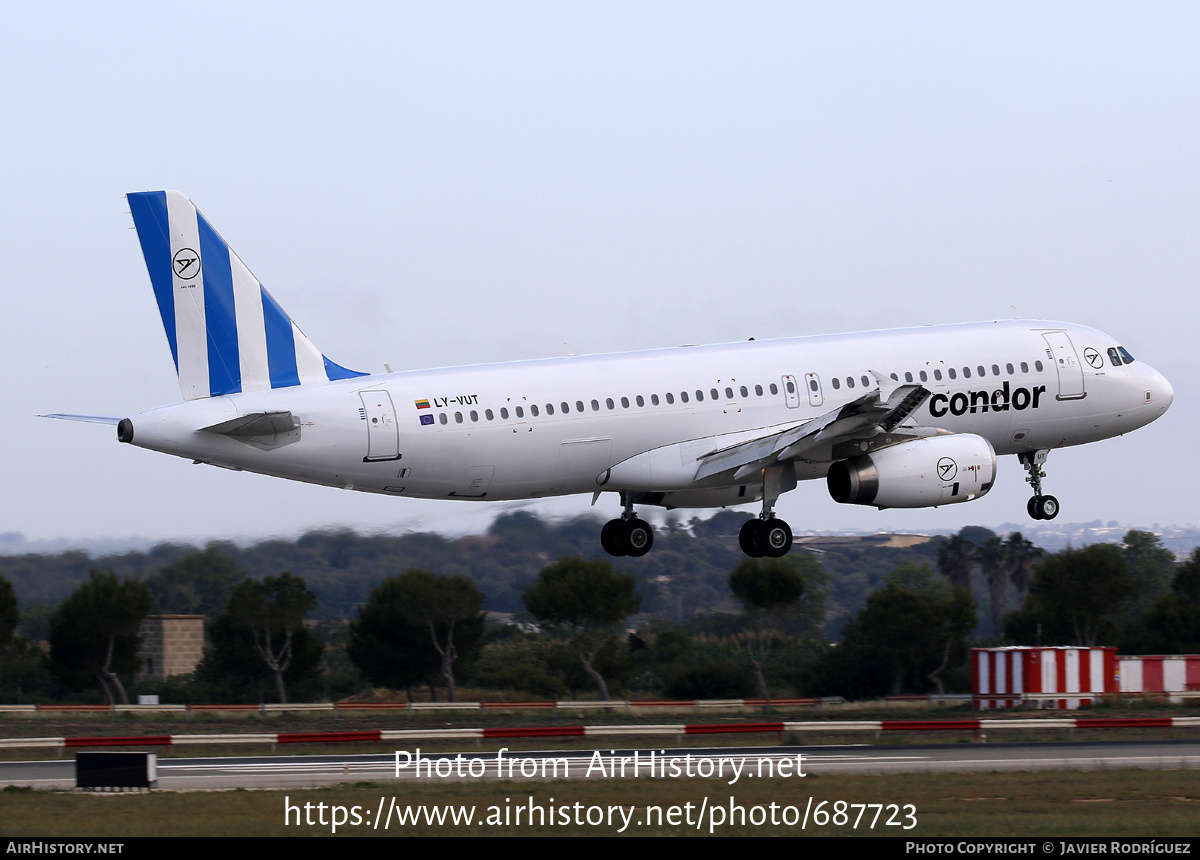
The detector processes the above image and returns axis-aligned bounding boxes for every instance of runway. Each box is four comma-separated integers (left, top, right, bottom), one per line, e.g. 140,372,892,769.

3,739,1199,791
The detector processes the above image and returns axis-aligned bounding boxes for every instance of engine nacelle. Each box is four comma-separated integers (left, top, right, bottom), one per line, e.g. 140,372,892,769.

827,434,996,508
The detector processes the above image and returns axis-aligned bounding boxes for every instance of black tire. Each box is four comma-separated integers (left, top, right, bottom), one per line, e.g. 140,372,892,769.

1027,496,1042,520
739,519,764,557
622,518,654,557
756,518,793,558
601,519,626,556
1037,495,1060,520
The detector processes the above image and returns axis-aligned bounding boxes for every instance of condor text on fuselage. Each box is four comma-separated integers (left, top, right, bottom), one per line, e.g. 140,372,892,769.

44,191,1174,559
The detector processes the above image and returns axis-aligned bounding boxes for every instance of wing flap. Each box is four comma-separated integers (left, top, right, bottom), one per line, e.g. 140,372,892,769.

694,380,930,481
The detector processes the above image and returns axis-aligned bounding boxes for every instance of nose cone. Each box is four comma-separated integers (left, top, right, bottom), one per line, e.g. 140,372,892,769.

1142,365,1173,419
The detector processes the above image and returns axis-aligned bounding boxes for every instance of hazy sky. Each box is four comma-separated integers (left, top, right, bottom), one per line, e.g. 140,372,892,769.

2,3,1197,546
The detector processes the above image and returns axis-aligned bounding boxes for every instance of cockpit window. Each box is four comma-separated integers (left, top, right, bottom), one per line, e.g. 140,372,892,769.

1117,346,1135,364
1107,347,1123,366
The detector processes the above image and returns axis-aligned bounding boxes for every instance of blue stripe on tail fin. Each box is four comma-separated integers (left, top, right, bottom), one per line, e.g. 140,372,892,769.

126,191,367,399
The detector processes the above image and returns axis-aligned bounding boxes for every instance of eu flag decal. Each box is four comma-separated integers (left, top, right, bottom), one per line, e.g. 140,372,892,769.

420,414,434,426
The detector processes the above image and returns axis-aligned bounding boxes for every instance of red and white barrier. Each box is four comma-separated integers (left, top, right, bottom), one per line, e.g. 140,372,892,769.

972,647,1117,709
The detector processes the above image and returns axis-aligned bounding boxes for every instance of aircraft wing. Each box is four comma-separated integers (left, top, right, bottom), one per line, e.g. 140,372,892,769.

693,377,930,482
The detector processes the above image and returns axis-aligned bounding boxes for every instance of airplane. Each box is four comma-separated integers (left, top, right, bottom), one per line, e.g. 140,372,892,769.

46,191,1174,559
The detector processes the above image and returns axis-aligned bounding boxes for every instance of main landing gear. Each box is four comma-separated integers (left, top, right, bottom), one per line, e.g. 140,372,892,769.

601,493,655,558
1020,449,1059,520
739,515,793,558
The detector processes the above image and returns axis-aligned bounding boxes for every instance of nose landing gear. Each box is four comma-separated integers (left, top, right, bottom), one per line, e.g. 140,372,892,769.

600,492,655,557
1020,449,1059,520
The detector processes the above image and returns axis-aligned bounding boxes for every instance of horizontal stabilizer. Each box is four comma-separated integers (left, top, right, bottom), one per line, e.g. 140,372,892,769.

40,414,122,425
200,411,298,436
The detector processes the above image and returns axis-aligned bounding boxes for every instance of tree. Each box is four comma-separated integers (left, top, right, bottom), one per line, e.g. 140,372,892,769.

348,570,485,702
0,575,17,646
48,570,150,704
1005,533,1043,603
728,557,804,702
1005,544,1132,646
936,533,978,592
1121,530,1176,616
205,573,320,703
145,547,243,617
978,536,1011,637
812,565,975,698
1124,548,1200,654
522,557,641,700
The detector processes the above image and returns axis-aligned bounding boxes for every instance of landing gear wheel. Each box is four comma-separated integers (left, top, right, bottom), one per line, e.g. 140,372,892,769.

621,518,654,557
739,519,764,558
1027,496,1042,520
1035,495,1059,520
601,519,627,557
755,518,793,558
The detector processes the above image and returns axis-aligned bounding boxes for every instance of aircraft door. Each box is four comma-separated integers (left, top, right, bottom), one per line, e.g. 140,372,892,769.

359,389,401,461
781,375,801,408
1042,332,1085,400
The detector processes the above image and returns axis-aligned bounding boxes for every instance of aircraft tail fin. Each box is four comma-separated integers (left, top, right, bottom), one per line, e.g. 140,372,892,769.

126,190,367,401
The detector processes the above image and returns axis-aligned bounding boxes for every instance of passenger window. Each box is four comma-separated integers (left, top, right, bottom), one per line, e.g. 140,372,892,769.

890,373,899,381
439,413,448,425
963,367,971,378
905,372,913,383
621,396,630,408
711,388,719,400
809,379,818,392
785,380,795,394
1035,361,1044,372
725,387,733,399
575,401,584,412
636,395,645,407
919,371,928,382
934,369,942,381
681,391,690,403
500,407,509,419
754,385,763,396
546,404,554,415
831,378,841,390
515,406,524,418
1006,363,1014,375
992,364,1000,376
470,410,478,422
846,377,855,389
591,400,599,411
977,366,985,377
740,386,748,398
769,384,778,395
666,393,675,404
861,375,869,387
1020,362,1029,373
948,368,956,379
696,390,704,402
455,412,463,423
606,398,615,410
562,402,570,413
530,405,539,417
485,409,494,420
651,394,660,406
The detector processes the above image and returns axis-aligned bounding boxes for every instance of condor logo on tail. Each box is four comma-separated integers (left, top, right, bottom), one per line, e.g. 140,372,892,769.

928,382,1047,418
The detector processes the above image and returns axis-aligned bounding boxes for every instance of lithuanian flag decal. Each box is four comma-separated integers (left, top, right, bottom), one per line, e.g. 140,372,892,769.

414,399,431,410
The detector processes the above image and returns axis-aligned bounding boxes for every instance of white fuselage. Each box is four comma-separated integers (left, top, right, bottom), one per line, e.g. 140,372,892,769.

122,320,1173,508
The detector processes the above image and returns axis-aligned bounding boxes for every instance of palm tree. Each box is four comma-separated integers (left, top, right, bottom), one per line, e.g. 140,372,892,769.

936,533,978,592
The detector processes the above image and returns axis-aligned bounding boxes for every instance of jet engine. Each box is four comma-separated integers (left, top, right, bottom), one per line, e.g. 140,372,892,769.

827,433,996,509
